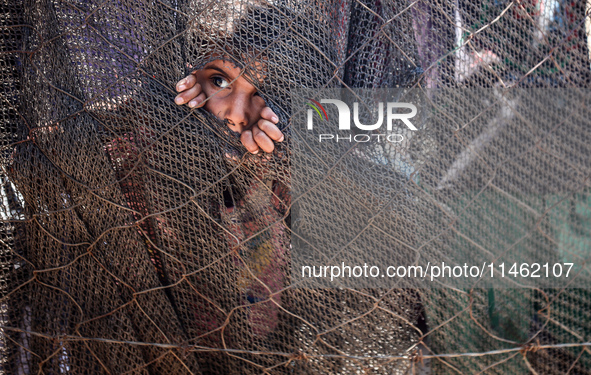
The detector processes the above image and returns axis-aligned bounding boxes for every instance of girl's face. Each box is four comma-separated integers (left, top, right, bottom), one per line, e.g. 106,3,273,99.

194,59,266,134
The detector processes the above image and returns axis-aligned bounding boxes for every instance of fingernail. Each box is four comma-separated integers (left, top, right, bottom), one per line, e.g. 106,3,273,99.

251,149,259,154
188,98,202,108
177,84,185,91
272,115,278,123
278,134,285,142
175,97,183,104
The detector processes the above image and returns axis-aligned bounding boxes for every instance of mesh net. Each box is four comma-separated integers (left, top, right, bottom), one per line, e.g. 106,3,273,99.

1,0,591,373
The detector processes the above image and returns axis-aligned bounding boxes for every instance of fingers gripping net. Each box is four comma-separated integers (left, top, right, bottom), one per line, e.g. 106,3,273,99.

0,0,590,374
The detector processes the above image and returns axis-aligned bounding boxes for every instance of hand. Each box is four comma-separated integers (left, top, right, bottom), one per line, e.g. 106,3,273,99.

240,107,284,154
174,72,205,108
174,73,284,154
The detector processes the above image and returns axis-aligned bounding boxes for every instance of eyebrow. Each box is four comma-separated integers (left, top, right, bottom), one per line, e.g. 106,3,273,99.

203,65,230,76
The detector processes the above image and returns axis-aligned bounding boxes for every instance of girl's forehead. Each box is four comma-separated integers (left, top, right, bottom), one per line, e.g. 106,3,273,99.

204,59,240,72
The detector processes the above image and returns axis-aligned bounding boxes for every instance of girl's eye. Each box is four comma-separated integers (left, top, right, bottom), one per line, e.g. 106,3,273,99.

212,76,230,88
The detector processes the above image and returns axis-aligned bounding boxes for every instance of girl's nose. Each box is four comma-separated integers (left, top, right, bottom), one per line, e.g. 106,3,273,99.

224,94,253,134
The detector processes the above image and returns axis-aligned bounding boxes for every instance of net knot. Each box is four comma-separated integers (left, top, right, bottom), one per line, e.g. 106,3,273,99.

409,347,425,365
520,339,541,355
285,352,309,366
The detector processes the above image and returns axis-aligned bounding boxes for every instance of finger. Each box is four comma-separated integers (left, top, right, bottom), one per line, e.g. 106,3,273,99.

252,125,275,153
188,92,206,108
174,83,202,105
224,152,240,163
176,74,196,92
240,130,260,154
257,119,284,142
260,106,279,123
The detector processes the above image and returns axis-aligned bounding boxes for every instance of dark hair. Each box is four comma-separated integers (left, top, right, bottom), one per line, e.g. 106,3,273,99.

231,5,338,112
190,6,336,83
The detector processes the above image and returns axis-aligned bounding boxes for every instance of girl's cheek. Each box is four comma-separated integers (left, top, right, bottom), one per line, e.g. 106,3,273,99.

254,97,266,116
203,100,221,119
199,81,215,98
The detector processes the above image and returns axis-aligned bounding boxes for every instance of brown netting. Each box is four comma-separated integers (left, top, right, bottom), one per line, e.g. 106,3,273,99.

1,0,590,373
